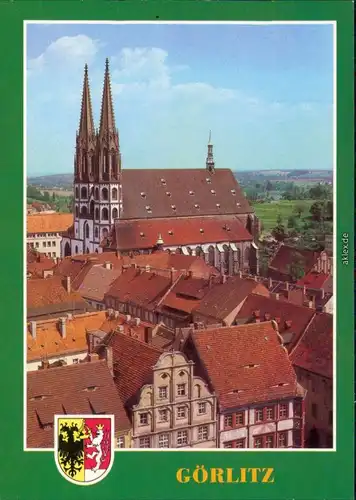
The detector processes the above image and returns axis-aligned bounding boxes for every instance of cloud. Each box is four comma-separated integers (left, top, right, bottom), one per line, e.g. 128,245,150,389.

28,35,102,74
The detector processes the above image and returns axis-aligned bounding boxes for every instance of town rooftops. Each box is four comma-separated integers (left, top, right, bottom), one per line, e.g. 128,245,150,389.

268,244,319,279
78,265,121,301
191,321,303,409
106,331,163,408
109,215,253,251
290,312,333,379
296,271,332,291
27,213,73,234
236,293,316,351
120,168,253,220
27,360,130,448
193,276,269,322
27,247,56,278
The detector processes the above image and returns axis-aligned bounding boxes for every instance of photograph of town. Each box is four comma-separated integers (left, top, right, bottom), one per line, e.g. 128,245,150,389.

26,22,334,451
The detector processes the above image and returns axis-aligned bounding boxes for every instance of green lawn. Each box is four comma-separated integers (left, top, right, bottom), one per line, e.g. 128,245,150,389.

252,199,315,233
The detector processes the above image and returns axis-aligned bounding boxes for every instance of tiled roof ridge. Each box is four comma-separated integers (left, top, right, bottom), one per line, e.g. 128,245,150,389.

27,358,106,377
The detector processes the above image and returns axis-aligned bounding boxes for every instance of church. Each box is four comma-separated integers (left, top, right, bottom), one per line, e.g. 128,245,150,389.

61,60,260,275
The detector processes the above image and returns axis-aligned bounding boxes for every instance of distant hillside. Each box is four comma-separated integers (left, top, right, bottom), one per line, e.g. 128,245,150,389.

28,173,73,189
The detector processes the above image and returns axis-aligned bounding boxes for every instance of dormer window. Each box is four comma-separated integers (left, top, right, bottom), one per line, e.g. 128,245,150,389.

140,232,145,237
206,178,211,184
166,191,171,197
216,203,221,208
236,202,241,207
194,204,200,209
84,386,98,392
140,192,146,198
199,228,204,233
161,178,166,185
211,189,216,194
231,189,236,195
189,190,194,195
171,205,176,210
168,230,173,235
145,205,151,211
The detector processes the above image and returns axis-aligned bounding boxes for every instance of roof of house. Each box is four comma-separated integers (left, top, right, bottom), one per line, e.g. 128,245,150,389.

78,266,121,301
268,244,319,277
193,277,269,321
106,332,163,408
236,293,316,351
105,267,172,310
27,360,130,448
290,312,333,379
110,215,253,251
191,322,302,409
27,276,89,316
296,271,331,290
27,247,56,278
120,168,253,220
27,213,73,234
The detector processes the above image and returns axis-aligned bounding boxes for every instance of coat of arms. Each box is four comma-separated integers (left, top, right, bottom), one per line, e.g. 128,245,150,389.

54,415,115,485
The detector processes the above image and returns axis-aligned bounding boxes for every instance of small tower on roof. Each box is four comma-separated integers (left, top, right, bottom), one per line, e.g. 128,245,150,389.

155,233,164,251
206,130,215,174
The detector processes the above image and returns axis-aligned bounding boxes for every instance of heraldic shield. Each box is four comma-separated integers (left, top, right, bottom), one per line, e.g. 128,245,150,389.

54,415,115,486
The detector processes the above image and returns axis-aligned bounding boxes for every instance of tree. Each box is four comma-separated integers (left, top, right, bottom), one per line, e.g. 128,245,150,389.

310,202,324,221
272,214,286,242
287,215,297,229
293,203,305,218
43,191,50,201
287,252,306,281
265,180,273,192
52,192,56,202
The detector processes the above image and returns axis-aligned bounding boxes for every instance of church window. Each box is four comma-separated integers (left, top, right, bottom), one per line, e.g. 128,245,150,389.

112,188,118,200
95,208,99,219
94,188,99,200
81,206,88,217
75,206,79,217
81,187,87,199
75,187,79,199
85,225,89,238
112,207,118,219
94,227,99,238
102,208,109,220
75,246,78,254
90,200,94,215
102,188,109,201
102,228,109,238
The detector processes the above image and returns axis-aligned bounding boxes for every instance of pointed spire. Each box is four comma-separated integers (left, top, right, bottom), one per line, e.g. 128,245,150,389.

99,58,116,136
78,63,95,142
206,130,215,173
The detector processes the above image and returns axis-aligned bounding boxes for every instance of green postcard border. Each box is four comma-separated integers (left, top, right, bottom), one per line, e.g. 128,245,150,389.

0,2,353,499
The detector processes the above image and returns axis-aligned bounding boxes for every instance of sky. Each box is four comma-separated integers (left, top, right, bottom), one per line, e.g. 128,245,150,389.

26,23,334,176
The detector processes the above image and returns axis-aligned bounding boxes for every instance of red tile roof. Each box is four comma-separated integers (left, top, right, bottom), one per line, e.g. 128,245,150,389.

27,247,56,278
120,168,253,220
106,332,163,408
236,293,316,351
27,360,130,448
191,322,302,409
78,266,121,301
296,271,331,289
110,215,252,251
268,245,319,279
27,213,73,234
105,268,172,310
290,312,333,378
193,277,269,322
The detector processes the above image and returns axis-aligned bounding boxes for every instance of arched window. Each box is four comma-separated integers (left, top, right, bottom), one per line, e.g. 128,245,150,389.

81,205,88,217
194,384,201,398
186,247,192,255
223,245,230,273
195,246,203,258
233,248,241,274
95,188,99,200
102,208,109,220
88,156,92,175
94,227,99,239
208,245,215,266
86,247,90,254
95,208,99,220
75,205,79,218
103,150,108,174
102,188,109,201
85,225,89,238
90,200,94,216
81,187,87,199
75,245,78,254
112,207,118,219
75,187,79,199
64,242,71,257
102,228,108,238
112,187,118,200
175,248,182,254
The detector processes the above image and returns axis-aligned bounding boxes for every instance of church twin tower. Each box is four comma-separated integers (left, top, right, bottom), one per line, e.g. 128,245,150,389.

73,59,121,253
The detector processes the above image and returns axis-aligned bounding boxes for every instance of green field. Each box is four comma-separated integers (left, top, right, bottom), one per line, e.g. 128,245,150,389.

252,199,315,233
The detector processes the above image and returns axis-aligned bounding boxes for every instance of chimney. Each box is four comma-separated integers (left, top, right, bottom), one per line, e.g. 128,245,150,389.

208,274,213,288
170,267,176,284
104,261,113,270
66,276,71,294
239,271,242,278
308,300,314,309
275,293,280,301
221,274,227,284
134,317,141,327
105,346,114,376
125,314,131,323
145,265,151,273
285,282,289,291
321,288,325,299
264,313,271,321
30,321,37,339
66,313,73,321
268,278,273,289
42,360,49,370
145,327,153,344
303,286,306,295
254,275,258,282
89,353,99,362
59,317,66,338
285,320,292,329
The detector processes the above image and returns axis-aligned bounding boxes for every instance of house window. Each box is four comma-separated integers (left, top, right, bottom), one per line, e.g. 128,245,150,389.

139,437,151,448
139,413,148,425
278,432,288,448
158,409,168,422
253,437,262,448
235,412,244,425
159,386,168,399
279,404,288,418
117,436,125,448
198,402,206,415
52,241,56,246
224,415,232,428
36,242,39,248
266,406,275,421
312,404,318,419
177,407,186,419
177,384,186,396
294,401,302,417
177,430,188,446
72,358,79,364
52,252,56,257
265,435,274,448
43,241,47,247
158,433,169,448
235,439,245,448
255,408,263,422
224,442,233,448
198,426,208,441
